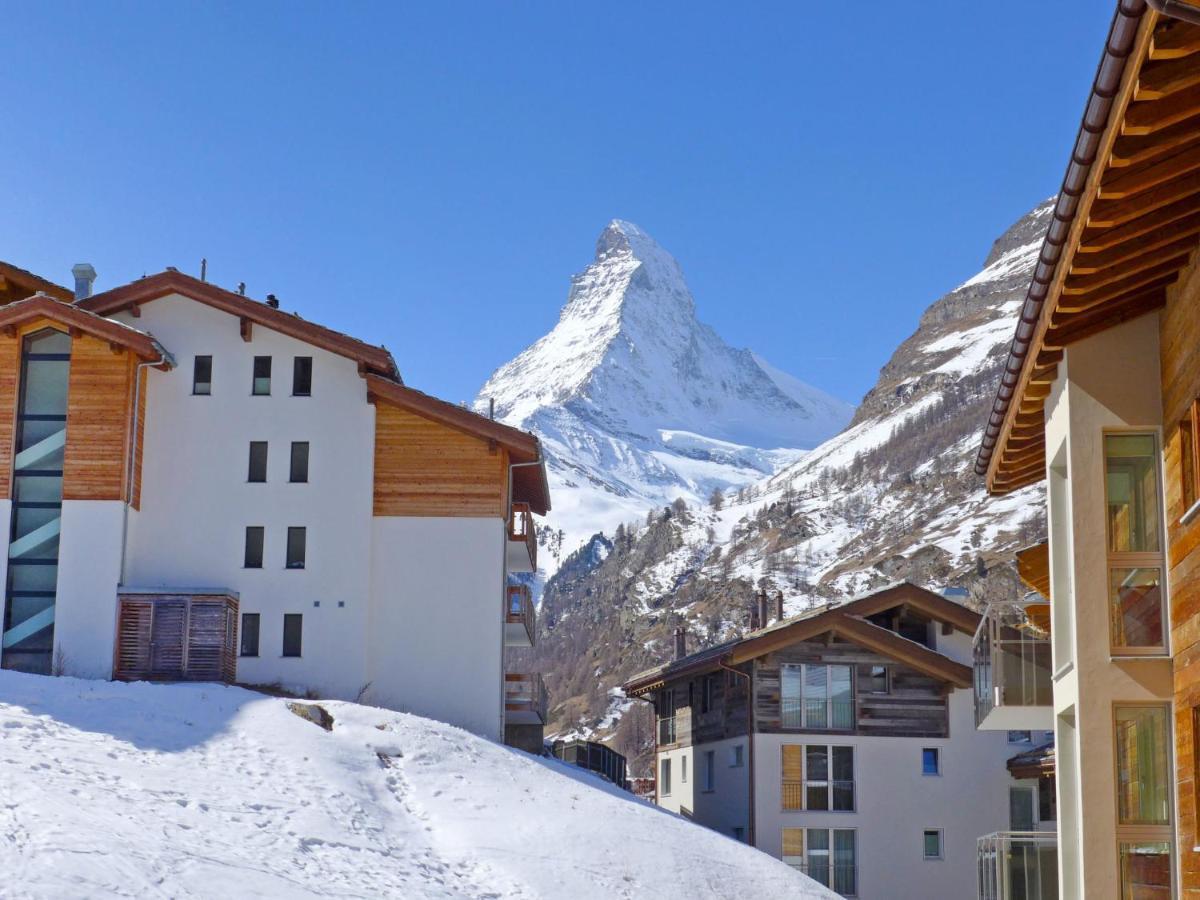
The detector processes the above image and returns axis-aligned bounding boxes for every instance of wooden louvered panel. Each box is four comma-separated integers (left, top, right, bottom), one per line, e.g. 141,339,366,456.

782,827,805,858
149,600,186,678
185,601,228,681
115,593,239,684
114,600,153,681
782,744,804,781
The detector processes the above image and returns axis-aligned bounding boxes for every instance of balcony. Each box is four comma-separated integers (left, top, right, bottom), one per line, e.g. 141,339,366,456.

507,502,537,573
781,698,855,731
504,672,547,725
974,602,1053,731
977,831,1057,900
505,584,535,647
787,862,857,898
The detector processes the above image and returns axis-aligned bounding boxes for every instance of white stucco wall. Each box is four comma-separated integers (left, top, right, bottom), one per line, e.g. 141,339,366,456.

656,735,751,841
1044,311,1173,900
753,686,1013,900
368,517,505,740
53,500,125,679
119,294,377,700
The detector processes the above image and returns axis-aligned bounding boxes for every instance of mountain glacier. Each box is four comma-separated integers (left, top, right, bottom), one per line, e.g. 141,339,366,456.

477,220,853,569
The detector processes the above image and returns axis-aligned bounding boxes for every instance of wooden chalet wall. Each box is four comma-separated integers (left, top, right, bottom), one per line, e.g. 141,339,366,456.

656,667,751,749
753,640,949,739
1164,256,1200,888
0,329,19,498
372,402,509,517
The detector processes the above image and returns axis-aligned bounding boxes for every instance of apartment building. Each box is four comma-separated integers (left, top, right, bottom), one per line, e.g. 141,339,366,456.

0,262,549,745
976,3,1200,895
623,582,1016,899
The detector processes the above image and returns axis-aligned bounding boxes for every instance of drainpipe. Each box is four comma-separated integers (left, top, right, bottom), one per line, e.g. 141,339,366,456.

719,658,755,848
1146,0,1200,24
120,354,167,584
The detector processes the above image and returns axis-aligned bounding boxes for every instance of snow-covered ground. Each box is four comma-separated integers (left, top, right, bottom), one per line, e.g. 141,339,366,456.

0,672,832,899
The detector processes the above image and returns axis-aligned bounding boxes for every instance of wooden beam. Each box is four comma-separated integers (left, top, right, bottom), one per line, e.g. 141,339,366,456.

239,317,252,342
129,304,140,318
1057,263,1182,315
1047,285,1167,348
1063,239,1195,293
1110,117,1200,169
1136,55,1200,101
1080,194,1200,251
1087,169,1200,228
109,342,123,355
1072,210,1200,273
1098,144,1200,200
1149,20,1200,60
831,615,974,689
2,325,15,338
1124,84,1200,136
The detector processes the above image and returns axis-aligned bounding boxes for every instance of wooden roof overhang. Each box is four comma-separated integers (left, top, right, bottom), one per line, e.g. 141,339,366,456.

1007,741,1056,780
0,295,170,366
364,374,551,514
80,270,398,379
1016,542,1051,599
0,262,72,304
622,582,979,696
978,5,1200,494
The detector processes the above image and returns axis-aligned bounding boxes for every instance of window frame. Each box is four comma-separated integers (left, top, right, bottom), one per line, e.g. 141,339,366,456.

782,826,857,897
702,749,715,792
730,744,744,768
782,743,855,812
251,356,272,396
239,612,260,658
286,526,306,570
243,526,265,569
192,355,212,396
922,829,943,861
282,613,303,658
292,356,313,397
860,664,889,696
247,441,268,483
289,441,309,484
1112,702,1175,899
660,758,671,797
922,747,940,777
1180,399,1200,523
1102,430,1169,656
781,662,855,731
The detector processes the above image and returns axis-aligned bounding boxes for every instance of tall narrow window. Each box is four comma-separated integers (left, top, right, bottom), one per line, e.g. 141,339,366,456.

292,356,312,397
289,442,309,483
192,355,212,395
1104,434,1167,653
660,758,671,796
247,441,268,483
702,750,715,792
681,755,688,783
286,526,306,569
1010,787,1036,831
922,747,940,776
2,329,70,674
252,356,271,395
244,526,264,569
782,828,855,895
1115,704,1172,900
282,613,303,657
240,613,260,657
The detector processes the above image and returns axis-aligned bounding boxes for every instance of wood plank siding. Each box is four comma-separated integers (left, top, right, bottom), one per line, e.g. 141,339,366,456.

372,402,509,517
1164,255,1200,886
62,334,141,506
0,330,19,499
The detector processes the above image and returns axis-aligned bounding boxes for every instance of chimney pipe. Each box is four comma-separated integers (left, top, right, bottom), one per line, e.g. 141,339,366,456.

200,258,207,282
266,293,279,309
757,590,769,630
775,591,785,623
673,626,687,660
71,263,96,302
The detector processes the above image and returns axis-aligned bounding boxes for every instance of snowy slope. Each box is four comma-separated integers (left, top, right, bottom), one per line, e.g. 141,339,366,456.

0,671,832,899
478,220,853,570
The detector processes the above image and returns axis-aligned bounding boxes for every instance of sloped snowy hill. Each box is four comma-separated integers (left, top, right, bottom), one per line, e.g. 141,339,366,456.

0,672,833,899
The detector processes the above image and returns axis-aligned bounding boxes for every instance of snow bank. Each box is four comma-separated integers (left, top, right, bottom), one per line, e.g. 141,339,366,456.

0,672,832,899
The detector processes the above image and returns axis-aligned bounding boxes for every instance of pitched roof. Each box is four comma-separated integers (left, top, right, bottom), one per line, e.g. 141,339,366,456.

1007,740,1055,779
0,262,73,303
623,581,978,695
79,270,398,378
365,374,551,514
0,294,170,365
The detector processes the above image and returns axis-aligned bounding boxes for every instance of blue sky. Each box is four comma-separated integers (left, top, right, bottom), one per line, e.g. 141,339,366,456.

2,1,1111,407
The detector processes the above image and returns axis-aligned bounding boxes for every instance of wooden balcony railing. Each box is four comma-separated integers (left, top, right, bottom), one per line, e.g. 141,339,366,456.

504,672,547,722
506,584,535,645
509,502,537,571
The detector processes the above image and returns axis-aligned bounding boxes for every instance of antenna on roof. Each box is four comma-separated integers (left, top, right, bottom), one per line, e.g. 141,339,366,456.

489,398,495,420
200,258,207,282
237,282,246,296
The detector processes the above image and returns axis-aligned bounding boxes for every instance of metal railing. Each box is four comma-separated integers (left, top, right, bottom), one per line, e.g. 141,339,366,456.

974,608,1053,728
788,862,857,897
504,672,548,722
509,502,537,570
781,698,855,731
658,714,676,745
977,831,1057,900
506,584,535,643
782,780,855,811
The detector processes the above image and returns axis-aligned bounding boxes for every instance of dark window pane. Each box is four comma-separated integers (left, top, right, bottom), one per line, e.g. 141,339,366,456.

193,356,212,395
21,359,70,415
8,563,58,593
252,356,271,396
290,442,309,483
286,527,306,569
923,830,941,859
244,526,264,568
13,475,62,504
248,442,268,483
861,664,888,694
240,613,260,657
282,614,302,657
293,357,312,397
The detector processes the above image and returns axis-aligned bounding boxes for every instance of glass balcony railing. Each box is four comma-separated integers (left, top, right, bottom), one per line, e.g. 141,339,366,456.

781,698,855,731
977,831,1057,900
974,604,1053,730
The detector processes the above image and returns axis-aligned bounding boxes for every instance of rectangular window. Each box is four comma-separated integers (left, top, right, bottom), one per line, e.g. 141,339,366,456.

286,526,306,569
1180,400,1199,515
289,442,309,483
1008,730,1032,744
922,747,940,776
783,745,854,812
702,750,715,792
730,744,744,768
860,664,888,695
247,441,268,483
1105,434,1167,654
782,663,854,730
681,755,688,783
1115,705,1170,826
252,356,271,395
660,758,671,796
1010,787,1036,831
292,356,312,397
192,355,212,395
700,673,716,714
240,613,260,657
1038,776,1056,824
923,829,943,860
783,828,856,895
282,613,302,657
1119,842,1172,899
244,526,264,569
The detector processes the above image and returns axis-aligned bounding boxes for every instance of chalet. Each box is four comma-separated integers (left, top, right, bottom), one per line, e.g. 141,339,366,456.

622,582,1017,900
976,2,1200,896
0,262,549,748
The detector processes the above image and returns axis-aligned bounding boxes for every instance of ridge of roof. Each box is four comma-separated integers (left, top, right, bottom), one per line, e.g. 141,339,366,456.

0,261,73,303
79,270,397,378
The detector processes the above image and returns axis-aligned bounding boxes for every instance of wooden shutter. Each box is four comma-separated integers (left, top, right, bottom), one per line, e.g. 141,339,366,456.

115,599,153,680
782,827,805,859
782,744,804,810
186,600,226,681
